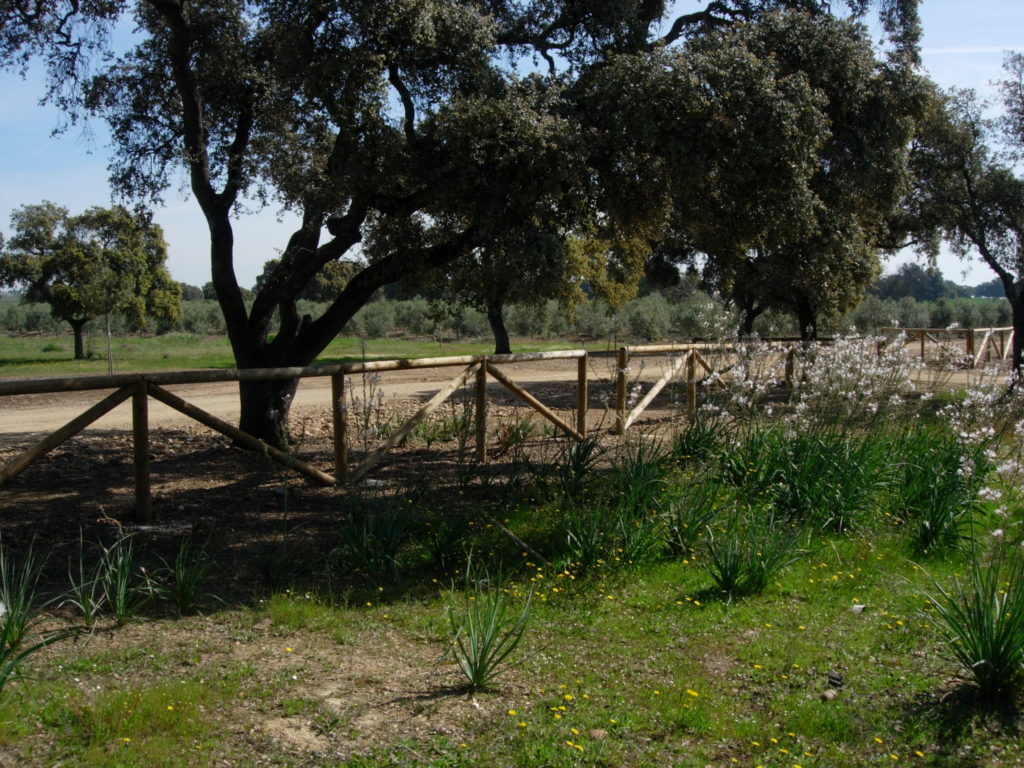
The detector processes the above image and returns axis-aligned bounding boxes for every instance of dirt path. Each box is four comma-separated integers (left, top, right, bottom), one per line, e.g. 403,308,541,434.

0,357,632,445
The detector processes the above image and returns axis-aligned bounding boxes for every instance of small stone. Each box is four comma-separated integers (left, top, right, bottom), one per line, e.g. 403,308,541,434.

850,604,866,614
820,689,839,702
588,729,608,740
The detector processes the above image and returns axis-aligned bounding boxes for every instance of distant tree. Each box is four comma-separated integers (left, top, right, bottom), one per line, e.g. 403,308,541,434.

870,262,970,302
0,202,181,358
973,277,1005,299
178,282,204,301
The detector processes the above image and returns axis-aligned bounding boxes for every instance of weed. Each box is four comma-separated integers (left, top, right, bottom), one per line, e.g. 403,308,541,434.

554,433,605,501
0,539,43,649
445,565,531,692
702,508,804,599
65,533,106,626
925,542,1024,701
158,539,217,615
99,537,153,626
338,500,409,583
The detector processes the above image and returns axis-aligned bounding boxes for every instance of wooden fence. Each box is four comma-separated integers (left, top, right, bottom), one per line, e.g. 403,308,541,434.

879,326,1014,368
0,351,588,521
0,338,829,519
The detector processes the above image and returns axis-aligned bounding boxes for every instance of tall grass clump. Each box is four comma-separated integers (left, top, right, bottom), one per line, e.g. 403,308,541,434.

65,533,106,626
445,565,531,692
99,537,154,626
892,425,990,555
0,540,43,650
926,542,1024,702
157,539,217,615
0,540,75,697
337,498,410,583
702,507,804,599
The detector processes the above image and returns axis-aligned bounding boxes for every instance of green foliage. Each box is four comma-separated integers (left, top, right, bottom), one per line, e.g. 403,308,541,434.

702,508,804,599
0,540,43,652
99,538,153,627
0,540,74,698
893,426,989,554
0,203,181,358
926,543,1024,701
445,566,531,692
65,534,106,627
157,540,216,616
338,500,410,584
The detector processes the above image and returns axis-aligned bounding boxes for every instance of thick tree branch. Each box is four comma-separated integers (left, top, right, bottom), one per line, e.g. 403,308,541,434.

388,64,418,145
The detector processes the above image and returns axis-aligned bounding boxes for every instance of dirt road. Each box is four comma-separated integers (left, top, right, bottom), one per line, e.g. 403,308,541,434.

0,357,632,446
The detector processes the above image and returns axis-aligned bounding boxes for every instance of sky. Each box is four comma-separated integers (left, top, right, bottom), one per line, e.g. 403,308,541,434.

0,1,1022,290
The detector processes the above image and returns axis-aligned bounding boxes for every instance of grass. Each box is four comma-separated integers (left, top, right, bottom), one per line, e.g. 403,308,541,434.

0,332,597,377
3,336,1024,765
1,531,998,767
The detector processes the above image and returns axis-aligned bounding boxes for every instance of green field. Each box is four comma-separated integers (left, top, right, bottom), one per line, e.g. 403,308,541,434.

0,332,602,378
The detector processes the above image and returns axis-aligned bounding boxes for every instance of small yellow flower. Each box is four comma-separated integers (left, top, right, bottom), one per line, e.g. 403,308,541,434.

686,689,699,698
507,709,516,716
166,705,174,711
875,737,884,744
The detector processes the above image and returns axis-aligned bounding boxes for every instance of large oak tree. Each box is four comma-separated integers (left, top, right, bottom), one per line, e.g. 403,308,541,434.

1,0,923,444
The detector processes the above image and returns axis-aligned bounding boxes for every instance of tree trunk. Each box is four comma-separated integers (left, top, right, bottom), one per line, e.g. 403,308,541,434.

739,307,763,338
793,297,817,342
1011,291,1024,374
487,300,511,355
70,318,87,360
237,378,301,449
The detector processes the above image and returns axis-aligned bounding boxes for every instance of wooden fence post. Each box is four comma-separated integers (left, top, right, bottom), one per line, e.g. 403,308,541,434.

686,351,697,416
577,352,588,438
332,372,347,484
966,328,975,363
920,330,926,362
476,361,488,462
616,347,628,435
133,379,152,523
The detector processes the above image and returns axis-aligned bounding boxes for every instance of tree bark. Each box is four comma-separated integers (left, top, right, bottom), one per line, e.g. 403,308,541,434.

487,300,511,355
70,318,87,360
237,378,301,450
1010,286,1024,373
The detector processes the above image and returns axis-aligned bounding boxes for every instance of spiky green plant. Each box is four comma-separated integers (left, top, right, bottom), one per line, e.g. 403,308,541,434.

445,566,531,692
926,543,1024,701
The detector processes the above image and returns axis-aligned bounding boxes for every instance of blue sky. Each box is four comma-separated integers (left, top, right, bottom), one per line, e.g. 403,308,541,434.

1,1,1022,289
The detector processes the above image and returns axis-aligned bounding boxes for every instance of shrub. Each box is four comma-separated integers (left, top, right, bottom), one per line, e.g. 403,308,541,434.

926,543,1024,701
445,566,531,692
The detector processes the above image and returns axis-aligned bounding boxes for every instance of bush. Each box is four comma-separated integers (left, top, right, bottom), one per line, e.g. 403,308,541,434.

624,293,673,342
926,543,1024,701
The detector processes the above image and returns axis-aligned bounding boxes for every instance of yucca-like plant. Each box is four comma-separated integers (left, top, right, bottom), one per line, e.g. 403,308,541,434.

99,537,153,626
926,543,1024,701
159,539,217,615
0,539,43,649
445,566,531,692
65,532,106,626
702,508,803,599
0,539,76,697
